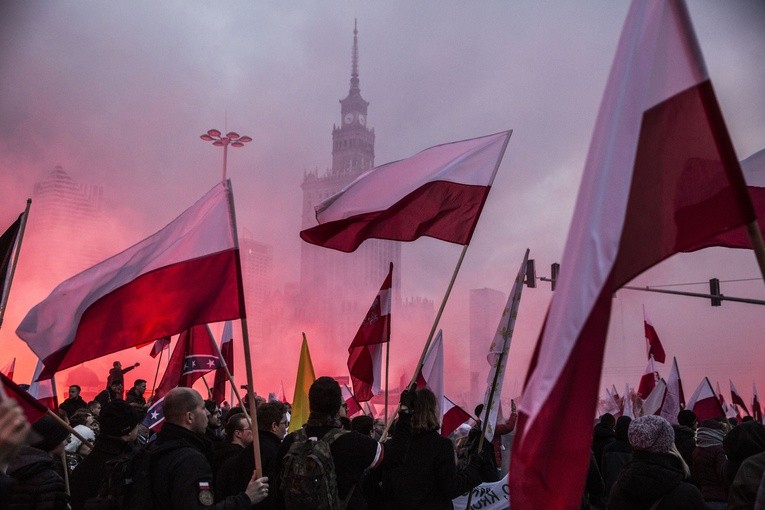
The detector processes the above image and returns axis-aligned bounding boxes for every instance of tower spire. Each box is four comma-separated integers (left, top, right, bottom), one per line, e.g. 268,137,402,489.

350,18,360,93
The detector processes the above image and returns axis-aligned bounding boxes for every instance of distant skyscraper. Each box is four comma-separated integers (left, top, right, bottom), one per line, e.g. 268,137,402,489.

469,288,506,406
26,166,106,286
239,234,273,345
300,21,401,345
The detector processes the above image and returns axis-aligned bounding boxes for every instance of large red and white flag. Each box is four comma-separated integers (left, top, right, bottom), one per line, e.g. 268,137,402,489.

643,306,666,363
0,373,48,422
637,357,659,399
1,358,15,381
300,131,511,252
481,249,528,442
730,380,751,416
510,2,757,507
28,359,58,411
17,182,244,378
144,325,221,430
347,265,392,402
687,377,725,421
212,320,234,404
752,383,762,423
659,357,685,424
642,379,666,416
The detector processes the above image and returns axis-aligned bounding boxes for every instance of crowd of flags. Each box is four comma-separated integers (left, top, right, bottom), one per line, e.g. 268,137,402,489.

1,1,765,509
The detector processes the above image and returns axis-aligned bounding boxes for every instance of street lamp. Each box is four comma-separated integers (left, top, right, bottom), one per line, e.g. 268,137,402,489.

200,129,253,180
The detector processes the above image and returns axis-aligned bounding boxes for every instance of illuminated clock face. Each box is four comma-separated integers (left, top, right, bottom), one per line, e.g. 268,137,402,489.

358,114,365,125
344,113,354,124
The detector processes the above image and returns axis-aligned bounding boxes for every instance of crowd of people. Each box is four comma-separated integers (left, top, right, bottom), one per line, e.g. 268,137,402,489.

6,363,765,509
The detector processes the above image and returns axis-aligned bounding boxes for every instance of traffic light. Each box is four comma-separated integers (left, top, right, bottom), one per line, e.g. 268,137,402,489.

551,263,560,291
525,259,536,288
709,278,722,306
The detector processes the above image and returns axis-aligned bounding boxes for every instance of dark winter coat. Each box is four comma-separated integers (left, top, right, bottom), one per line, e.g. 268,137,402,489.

608,451,705,510
592,422,615,470
151,422,251,510
69,435,134,510
729,449,765,510
5,446,68,510
723,420,765,489
217,431,281,508
59,395,88,418
601,438,633,498
691,444,727,503
378,412,493,510
673,425,695,471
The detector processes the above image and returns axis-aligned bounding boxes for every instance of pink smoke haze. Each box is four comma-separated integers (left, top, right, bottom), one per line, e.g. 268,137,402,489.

1,2,764,409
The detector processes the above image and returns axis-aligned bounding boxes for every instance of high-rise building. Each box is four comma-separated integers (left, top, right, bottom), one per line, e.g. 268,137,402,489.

469,287,506,406
239,234,273,346
26,166,106,287
299,21,401,346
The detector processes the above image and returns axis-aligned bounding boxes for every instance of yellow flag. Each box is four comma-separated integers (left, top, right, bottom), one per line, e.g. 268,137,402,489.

289,333,316,432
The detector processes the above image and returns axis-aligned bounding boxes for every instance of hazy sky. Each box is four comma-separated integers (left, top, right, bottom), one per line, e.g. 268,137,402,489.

1,2,764,406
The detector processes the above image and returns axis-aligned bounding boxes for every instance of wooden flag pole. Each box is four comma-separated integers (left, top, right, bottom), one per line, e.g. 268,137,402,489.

746,220,765,282
201,375,212,399
150,345,164,401
224,179,263,478
0,199,31,328
381,244,469,441
205,324,250,423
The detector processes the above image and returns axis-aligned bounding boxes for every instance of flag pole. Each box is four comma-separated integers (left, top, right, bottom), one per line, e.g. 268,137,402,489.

384,262,392,426
745,220,765,282
0,199,31,328
150,345,164,401
381,244,469,441
205,324,249,422
201,375,212,399
224,179,263,478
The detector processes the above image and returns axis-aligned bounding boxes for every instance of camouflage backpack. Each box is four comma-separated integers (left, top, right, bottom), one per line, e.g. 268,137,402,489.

279,428,352,510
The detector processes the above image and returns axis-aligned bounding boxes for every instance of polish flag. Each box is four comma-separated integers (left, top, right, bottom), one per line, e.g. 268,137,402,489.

347,265,392,402
687,377,725,421
28,359,58,411
149,337,171,358
17,181,244,378
659,357,685,424
643,306,666,363
441,397,472,439
212,321,234,404
510,2,757,507
603,388,621,418
0,373,48,422
752,383,762,423
143,325,221,431
341,384,362,418
1,358,15,381
642,379,666,416
300,131,511,252
730,380,751,416
637,357,659,400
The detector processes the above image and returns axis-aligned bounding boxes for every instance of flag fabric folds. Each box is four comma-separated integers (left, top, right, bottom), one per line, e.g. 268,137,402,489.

300,131,512,252
442,397,472,438
0,213,23,318
149,337,171,358
212,320,234,404
28,359,58,411
17,181,244,377
731,380,751,416
143,325,220,430
482,250,528,442
510,2,756,507
637,357,659,400
642,379,666,416
659,357,685,424
289,334,316,433
1,358,15,381
643,306,666,363
753,383,763,423
687,377,725,421
0,373,48,422
347,265,392,403
341,384,362,418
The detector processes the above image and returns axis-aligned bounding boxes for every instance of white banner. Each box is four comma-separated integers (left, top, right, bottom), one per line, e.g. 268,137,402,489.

452,474,510,510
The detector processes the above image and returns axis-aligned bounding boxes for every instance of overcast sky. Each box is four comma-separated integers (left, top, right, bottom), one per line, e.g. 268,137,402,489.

1,1,764,406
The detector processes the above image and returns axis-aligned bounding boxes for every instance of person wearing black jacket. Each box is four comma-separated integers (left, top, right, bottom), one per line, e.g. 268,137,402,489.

60,385,88,418
150,387,268,509
378,387,495,510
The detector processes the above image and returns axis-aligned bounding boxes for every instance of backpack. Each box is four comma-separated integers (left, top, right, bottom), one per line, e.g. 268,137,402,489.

279,428,352,510
82,446,155,510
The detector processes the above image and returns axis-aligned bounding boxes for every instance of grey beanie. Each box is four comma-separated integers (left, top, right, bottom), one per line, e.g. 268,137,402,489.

628,415,675,453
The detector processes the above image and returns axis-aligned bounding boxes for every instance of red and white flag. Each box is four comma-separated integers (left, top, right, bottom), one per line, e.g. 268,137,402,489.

17,181,244,378
442,397,472,439
341,383,362,418
730,380,751,416
642,379,666,416
603,388,621,417
28,359,58,411
643,306,666,363
300,131,511,252
510,2,757,507
659,357,685,424
0,373,48,422
212,320,234,404
687,377,725,422
1,358,15,381
637,357,659,399
347,265,392,402
752,382,762,423
144,325,221,430
149,337,171,358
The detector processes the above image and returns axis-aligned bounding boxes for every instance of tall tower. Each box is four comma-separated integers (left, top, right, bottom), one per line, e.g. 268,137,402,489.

299,21,400,347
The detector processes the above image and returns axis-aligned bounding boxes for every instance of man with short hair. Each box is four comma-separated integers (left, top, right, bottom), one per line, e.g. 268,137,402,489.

60,385,88,418
275,377,383,509
212,413,252,485
107,361,139,387
151,387,267,509
126,379,148,413
205,399,223,442
95,380,124,407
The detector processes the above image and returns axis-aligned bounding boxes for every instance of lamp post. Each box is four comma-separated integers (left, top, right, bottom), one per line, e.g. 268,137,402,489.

200,129,252,180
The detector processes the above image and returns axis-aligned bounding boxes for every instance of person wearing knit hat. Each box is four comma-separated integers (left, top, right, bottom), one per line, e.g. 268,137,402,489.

692,419,729,510
99,400,140,438
608,415,705,509
5,415,69,509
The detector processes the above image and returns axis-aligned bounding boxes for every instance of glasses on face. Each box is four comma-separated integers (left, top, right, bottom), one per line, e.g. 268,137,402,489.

279,420,289,427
